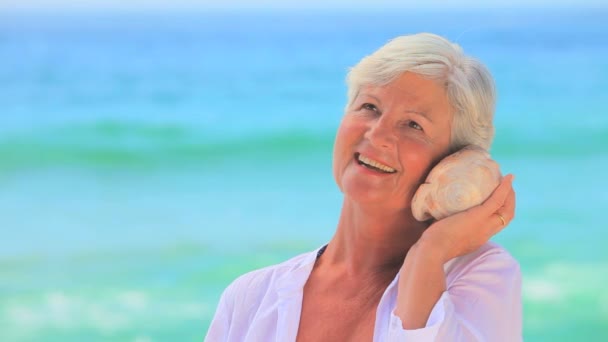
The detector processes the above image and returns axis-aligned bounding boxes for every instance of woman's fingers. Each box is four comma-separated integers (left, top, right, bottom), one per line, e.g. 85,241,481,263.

490,188,515,232
487,175,516,234
480,174,515,216
464,173,515,235
501,185,516,221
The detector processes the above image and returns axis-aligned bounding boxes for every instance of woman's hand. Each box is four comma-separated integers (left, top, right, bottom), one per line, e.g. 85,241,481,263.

416,174,516,264
394,175,515,329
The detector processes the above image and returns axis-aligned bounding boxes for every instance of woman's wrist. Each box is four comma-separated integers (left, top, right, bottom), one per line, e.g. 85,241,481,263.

415,232,452,264
395,236,449,329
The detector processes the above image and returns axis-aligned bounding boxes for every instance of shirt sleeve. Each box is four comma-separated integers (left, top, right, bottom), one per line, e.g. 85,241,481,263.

204,284,234,342
387,249,523,342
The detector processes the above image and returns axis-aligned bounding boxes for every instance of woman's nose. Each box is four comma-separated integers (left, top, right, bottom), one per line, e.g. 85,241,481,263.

364,117,395,149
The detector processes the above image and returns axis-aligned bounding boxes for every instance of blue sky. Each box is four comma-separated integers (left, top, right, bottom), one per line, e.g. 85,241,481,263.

2,0,606,12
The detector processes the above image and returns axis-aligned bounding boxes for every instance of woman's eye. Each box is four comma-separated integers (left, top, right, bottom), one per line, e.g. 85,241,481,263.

408,121,423,131
361,103,378,112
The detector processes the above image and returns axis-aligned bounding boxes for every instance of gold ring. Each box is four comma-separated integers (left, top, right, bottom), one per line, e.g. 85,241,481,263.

496,213,506,226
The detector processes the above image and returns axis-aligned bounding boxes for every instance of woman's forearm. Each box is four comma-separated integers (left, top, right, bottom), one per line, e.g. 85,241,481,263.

393,241,447,329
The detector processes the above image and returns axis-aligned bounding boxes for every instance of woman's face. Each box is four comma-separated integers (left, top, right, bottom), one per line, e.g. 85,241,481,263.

333,72,454,212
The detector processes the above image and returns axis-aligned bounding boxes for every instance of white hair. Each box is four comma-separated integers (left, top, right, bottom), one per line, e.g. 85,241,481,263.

346,33,496,151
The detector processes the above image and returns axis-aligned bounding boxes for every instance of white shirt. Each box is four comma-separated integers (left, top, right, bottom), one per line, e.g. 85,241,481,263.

205,242,522,341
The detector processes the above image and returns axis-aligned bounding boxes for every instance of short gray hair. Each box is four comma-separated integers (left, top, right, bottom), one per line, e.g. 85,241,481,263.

346,33,496,151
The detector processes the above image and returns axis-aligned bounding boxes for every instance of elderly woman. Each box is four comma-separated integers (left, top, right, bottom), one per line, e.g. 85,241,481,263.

205,33,521,341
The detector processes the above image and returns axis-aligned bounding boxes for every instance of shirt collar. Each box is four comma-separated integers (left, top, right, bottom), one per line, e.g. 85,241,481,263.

276,244,326,300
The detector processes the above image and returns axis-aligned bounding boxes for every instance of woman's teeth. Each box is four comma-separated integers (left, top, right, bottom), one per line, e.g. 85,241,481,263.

357,154,396,173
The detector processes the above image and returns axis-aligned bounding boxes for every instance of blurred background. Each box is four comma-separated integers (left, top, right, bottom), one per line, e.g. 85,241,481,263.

1,0,607,341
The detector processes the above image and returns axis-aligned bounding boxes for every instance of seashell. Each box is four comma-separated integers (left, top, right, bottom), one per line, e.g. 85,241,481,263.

411,145,502,221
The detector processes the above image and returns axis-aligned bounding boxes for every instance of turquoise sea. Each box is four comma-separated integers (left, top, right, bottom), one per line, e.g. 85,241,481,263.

1,9,607,341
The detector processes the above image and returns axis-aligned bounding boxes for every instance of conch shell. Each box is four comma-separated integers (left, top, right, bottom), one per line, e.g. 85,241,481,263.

411,145,502,221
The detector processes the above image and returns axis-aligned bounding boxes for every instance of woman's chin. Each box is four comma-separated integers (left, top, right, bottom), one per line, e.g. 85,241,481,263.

339,170,413,210
343,189,408,211
341,181,385,203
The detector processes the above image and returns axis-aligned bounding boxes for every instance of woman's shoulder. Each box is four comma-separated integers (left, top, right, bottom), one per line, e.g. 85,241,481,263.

444,241,520,284
219,248,318,305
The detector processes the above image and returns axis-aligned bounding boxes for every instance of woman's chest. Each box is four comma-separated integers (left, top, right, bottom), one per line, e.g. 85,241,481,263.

295,292,381,342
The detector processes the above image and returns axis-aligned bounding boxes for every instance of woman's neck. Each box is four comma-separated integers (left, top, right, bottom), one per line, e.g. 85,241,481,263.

321,197,429,278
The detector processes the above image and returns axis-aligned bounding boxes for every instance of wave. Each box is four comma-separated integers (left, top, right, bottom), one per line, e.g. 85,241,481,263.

0,121,335,171
0,120,605,172
492,127,608,158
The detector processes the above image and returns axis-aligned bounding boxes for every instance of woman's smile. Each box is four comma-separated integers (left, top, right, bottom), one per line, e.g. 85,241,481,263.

354,152,397,174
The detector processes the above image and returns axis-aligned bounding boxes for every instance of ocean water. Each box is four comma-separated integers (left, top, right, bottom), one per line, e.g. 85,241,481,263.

1,9,607,341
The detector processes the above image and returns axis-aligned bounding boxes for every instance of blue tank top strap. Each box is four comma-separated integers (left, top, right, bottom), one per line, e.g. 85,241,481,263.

316,244,328,259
